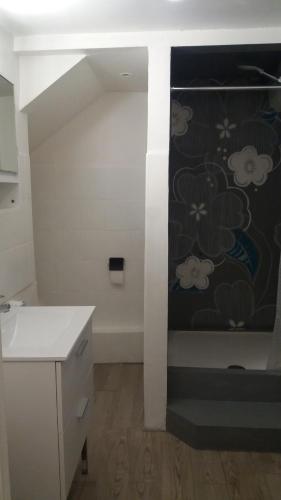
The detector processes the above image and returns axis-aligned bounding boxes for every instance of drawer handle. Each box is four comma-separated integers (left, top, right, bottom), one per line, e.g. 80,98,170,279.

76,338,88,357
77,397,89,420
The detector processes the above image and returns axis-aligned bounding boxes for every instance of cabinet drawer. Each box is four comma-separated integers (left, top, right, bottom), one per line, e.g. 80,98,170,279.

60,321,93,427
62,371,93,497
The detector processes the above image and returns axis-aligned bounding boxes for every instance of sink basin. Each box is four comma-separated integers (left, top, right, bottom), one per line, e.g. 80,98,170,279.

0,306,95,361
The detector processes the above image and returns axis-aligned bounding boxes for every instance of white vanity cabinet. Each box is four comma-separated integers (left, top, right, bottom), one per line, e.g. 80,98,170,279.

3,315,94,500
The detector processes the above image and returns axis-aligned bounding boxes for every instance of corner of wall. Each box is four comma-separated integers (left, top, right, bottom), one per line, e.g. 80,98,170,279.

19,53,86,110
0,26,38,305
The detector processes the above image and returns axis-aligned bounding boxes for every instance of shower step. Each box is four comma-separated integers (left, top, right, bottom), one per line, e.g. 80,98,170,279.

167,398,281,452
168,367,281,402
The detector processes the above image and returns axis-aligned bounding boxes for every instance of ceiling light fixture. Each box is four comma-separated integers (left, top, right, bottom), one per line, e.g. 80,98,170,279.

0,0,77,15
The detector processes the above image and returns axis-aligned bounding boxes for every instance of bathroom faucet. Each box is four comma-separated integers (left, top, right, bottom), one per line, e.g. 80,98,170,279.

0,295,11,313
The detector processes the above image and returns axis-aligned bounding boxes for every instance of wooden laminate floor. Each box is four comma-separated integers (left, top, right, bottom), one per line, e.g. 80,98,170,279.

69,364,281,500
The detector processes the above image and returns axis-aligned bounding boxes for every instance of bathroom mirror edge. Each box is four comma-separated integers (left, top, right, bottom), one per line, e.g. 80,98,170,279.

0,73,18,176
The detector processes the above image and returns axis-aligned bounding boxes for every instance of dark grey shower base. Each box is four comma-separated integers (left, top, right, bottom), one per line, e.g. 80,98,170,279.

167,367,281,452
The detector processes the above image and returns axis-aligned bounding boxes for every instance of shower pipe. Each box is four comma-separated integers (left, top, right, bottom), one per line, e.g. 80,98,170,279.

171,86,281,91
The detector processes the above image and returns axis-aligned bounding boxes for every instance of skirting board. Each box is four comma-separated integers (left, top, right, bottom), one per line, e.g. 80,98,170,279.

92,328,144,363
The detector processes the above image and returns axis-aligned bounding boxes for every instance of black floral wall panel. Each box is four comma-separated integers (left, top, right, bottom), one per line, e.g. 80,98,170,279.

169,88,281,332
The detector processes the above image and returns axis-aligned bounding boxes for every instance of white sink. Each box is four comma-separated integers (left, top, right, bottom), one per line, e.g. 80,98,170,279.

0,306,95,361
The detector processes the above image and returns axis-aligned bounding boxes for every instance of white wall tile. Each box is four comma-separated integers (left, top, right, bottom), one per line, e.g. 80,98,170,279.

0,204,33,253
43,288,144,330
0,242,35,299
37,260,58,295
53,229,144,262
31,91,147,330
0,31,37,302
34,230,59,263
50,166,145,202
103,200,144,231
55,257,144,294
31,162,57,201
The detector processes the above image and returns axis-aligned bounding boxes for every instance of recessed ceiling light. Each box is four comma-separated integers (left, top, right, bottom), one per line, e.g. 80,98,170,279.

0,0,77,15
120,72,133,78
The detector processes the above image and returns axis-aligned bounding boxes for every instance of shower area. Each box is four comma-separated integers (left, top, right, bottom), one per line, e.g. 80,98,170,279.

166,45,281,451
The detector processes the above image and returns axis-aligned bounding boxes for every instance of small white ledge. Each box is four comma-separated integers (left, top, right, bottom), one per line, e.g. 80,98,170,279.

0,171,19,183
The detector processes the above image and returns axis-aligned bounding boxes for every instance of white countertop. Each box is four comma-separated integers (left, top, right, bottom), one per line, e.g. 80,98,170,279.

0,306,95,362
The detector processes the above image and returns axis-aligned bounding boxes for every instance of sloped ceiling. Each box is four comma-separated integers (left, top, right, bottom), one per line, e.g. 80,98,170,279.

0,75,12,96
27,47,148,151
27,58,103,151
20,53,86,110
87,48,148,92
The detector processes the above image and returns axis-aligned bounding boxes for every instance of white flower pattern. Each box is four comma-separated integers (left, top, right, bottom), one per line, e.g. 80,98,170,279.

170,89,280,333
171,100,193,137
189,202,208,221
176,256,214,290
216,118,236,139
229,320,245,330
228,146,273,187
192,280,276,331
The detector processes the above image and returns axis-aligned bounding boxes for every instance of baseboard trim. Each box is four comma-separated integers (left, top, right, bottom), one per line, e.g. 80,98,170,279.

92,328,144,363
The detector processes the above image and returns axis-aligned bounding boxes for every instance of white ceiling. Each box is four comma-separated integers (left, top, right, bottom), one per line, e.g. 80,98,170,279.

1,0,281,36
88,48,148,92
27,48,147,150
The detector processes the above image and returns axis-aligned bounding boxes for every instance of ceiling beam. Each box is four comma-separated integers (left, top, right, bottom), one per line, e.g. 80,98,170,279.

14,27,281,54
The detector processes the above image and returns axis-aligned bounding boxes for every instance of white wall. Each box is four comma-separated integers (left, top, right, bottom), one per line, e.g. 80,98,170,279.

21,25,281,430
0,97,18,173
19,53,85,110
24,57,104,151
0,26,37,500
0,30,37,305
31,91,147,362
14,27,281,53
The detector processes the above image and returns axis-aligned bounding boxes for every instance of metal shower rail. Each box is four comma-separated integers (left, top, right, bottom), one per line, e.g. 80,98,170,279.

171,85,281,91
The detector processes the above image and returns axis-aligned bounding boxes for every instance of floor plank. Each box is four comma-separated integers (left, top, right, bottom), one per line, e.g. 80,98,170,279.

69,364,281,500
161,433,194,500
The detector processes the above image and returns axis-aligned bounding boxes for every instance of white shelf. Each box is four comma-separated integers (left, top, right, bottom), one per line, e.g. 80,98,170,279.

0,170,19,183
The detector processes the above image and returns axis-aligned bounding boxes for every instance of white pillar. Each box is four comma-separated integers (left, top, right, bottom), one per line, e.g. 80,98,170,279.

144,46,171,430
